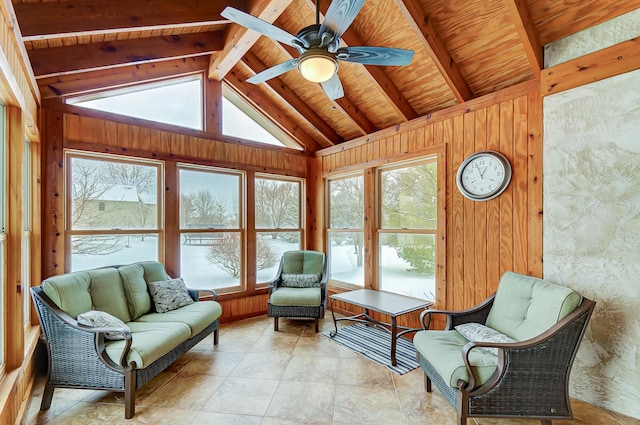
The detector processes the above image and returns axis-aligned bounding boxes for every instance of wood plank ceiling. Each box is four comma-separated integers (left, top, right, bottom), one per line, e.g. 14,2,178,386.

12,0,639,152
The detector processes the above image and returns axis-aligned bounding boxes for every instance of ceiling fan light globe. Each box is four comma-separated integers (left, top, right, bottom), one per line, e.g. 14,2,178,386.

298,54,338,83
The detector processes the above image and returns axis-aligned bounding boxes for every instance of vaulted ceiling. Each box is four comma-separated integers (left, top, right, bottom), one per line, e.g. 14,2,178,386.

12,0,638,152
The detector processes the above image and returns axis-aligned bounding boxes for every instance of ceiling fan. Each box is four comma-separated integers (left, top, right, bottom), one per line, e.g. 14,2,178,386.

221,0,414,100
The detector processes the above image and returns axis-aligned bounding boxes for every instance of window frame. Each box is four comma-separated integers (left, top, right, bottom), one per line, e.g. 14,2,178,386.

177,163,246,293
64,150,164,272
254,173,305,286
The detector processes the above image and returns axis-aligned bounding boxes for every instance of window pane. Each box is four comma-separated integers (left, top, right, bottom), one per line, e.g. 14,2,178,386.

67,76,203,130
70,158,158,231
179,169,241,229
255,178,300,229
328,232,364,286
379,233,435,300
255,231,301,283
180,232,241,289
329,176,364,228
70,234,159,271
380,162,437,229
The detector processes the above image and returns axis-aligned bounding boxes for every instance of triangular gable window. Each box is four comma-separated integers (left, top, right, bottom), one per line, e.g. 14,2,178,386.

222,84,301,150
67,76,203,130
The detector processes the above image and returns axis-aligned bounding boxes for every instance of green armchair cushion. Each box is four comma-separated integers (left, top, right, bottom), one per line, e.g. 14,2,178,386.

413,330,498,387
485,271,582,341
282,250,324,275
270,287,322,306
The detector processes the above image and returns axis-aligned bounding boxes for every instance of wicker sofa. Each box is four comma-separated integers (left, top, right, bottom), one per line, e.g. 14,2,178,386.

414,271,595,425
30,261,222,419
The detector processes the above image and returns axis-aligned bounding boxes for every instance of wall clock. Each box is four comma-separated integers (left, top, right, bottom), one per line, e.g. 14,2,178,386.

456,150,512,201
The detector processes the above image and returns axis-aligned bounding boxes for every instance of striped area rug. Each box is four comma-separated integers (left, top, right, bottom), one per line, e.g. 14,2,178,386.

322,322,420,375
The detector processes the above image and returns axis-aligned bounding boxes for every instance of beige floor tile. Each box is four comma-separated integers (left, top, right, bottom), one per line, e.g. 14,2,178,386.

396,385,458,425
264,381,335,423
261,417,332,425
230,351,292,379
140,373,225,410
180,350,246,376
250,331,301,354
333,384,404,425
338,357,394,388
293,333,341,358
280,355,340,383
190,411,262,424
201,377,279,416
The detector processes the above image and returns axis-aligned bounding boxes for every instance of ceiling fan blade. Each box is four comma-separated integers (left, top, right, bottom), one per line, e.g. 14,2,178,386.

221,7,301,47
336,46,415,66
321,74,344,100
319,0,365,47
247,59,299,84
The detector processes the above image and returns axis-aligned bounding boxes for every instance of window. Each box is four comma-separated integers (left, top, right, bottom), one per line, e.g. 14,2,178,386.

22,139,31,326
98,201,106,211
222,84,300,149
66,152,162,271
378,159,438,300
178,165,244,291
255,175,303,283
327,174,364,286
67,76,203,130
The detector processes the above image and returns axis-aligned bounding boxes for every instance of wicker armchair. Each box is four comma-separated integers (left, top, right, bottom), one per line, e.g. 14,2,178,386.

268,250,328,332
414,272,595,425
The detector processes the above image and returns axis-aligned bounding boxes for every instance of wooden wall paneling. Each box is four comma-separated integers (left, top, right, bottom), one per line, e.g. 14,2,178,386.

450,114,465,311
363,167,376,290
163,161,179,278
473,108,488,306
485,103,502,294
65,114,80,142
217,294,270,323
245,171,256,291
527,90,543,277
498,100,514,277
512,95,529,274
461,112,476,310
42,109,65,279
306,157,324,251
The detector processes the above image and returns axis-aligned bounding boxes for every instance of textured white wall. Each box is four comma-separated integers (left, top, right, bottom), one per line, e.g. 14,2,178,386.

543,68,640,419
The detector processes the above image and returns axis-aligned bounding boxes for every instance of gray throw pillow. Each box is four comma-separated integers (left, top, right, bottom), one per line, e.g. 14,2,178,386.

454,322,516,356
148,277,194,313
77,310,130,340
281,273,322,288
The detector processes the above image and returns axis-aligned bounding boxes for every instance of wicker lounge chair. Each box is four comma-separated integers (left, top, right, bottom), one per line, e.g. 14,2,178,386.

413,272,595,425
268,250,328,332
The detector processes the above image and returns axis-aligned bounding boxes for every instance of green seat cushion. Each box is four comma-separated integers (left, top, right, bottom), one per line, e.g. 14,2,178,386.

270,287,321,306
486,271,583,341
413,330,498,388
87,268,131,323
118,263,152,320
282,251,324,275
42,271,92,319
105,321,191,368
136,301,222,337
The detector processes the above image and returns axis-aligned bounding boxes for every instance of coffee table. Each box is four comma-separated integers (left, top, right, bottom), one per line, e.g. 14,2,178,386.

329,289,432,366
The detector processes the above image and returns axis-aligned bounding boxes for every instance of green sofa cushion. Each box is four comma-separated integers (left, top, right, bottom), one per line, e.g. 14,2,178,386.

138,260,169,283
105,321,191,368
87,268,131,323
118,264,152,320
136,301,222,336
42,271,92,319
270,287,321,306
282,251,324,275
485,272,582,341
413,330,498,387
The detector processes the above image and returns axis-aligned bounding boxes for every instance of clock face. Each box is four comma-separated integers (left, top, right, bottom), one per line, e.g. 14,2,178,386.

456,151,512,201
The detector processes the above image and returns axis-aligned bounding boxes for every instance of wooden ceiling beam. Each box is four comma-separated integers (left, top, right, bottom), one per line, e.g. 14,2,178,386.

242,52,340,147
14,0,245,40
503,0,543,78
224,66,323,152
30,32,223,79
208,0,294,81
37,56,211,100
311,0,418,122
394,0,472,103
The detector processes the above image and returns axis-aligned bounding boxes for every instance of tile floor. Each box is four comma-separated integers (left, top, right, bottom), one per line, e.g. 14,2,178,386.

24,315,640,425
